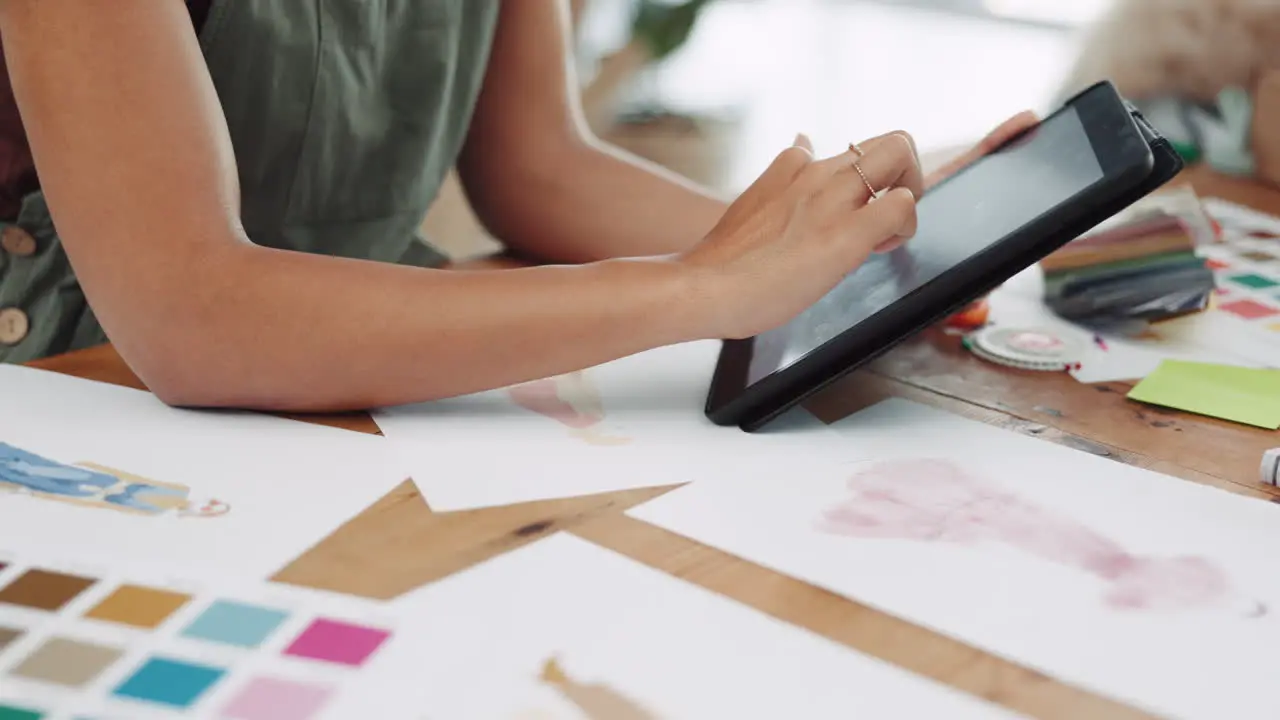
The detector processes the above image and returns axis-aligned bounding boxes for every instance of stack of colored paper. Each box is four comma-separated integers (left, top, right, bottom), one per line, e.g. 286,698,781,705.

1040,186,1218,326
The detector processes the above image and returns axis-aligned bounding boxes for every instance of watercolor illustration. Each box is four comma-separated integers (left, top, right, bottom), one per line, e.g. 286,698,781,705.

508,371,632,446
816,457,1266,617
533,656,658,719
0,442,229,518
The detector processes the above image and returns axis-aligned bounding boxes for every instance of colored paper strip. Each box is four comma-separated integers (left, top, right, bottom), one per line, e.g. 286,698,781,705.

0,625,22,652
181,600,289,648
11,637,123,688
113,657,225,709
86,584,191,629
0,705,43,720
0,569,95,612
283,618,390,667
221,676,335,720
1128,360,1280,429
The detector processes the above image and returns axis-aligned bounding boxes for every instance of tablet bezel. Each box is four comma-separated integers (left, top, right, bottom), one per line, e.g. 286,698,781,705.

705,81,1162,432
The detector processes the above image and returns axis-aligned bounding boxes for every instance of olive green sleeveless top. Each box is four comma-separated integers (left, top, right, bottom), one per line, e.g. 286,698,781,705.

0,0,499,363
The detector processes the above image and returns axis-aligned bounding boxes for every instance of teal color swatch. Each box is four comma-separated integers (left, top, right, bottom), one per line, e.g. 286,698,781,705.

113,657,225,708
0,705,43,720
1229,273,1280,289
180,600,289,648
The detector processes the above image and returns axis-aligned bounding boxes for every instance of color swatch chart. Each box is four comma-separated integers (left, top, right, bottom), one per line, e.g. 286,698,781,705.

0,550,411,720
1202,199,1280,340
1205,250,1280,323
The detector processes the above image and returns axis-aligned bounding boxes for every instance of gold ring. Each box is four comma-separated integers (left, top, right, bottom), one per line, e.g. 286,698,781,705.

849,143,877,200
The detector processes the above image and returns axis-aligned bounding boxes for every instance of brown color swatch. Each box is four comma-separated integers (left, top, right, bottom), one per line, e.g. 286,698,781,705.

85,585,191,629
11,637,123,687
0,569,96,611
0,625,22,652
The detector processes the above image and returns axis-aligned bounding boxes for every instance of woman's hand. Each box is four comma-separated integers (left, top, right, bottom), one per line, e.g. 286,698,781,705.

677,130,923,340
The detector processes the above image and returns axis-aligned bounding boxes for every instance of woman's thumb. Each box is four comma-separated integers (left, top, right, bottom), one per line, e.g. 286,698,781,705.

793,132,814,154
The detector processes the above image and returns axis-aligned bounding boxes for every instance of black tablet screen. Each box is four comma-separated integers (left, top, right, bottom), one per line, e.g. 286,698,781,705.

744,105,1106,385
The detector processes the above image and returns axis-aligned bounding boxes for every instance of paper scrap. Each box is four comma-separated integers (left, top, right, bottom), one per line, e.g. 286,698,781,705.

628,398,1280,720
0,365,407,579
1202,197,1280,239
1128,360,1280,429
372,341,848,511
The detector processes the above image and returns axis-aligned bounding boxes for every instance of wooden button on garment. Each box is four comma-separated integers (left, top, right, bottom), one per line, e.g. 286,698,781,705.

0,226,36,257
0,307,29,345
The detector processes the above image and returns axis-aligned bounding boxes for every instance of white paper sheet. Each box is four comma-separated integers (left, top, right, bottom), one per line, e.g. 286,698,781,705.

387,533,1024,719
0,365,407,579
1202,197,1280,238
629,398,1280,720
372,341,844,511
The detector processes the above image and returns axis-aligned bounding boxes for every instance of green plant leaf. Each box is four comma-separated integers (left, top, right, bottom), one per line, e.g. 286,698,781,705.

631,0,715,62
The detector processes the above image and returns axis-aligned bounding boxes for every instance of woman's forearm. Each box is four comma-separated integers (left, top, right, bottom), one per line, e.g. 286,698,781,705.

129,244,703,411
462,137,731,264
0,1,706,411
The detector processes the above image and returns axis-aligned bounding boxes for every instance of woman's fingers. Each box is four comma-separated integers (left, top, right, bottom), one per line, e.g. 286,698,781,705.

852,131,925,202
809,131,923,215
845,187,918,257
811,131,923,197
790,132,922,258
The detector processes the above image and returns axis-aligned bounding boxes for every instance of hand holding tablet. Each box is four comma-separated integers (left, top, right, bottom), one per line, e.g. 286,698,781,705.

704,80,1185,432
677,131,922,343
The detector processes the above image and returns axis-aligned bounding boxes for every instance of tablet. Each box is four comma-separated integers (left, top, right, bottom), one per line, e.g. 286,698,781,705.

705,80,1185,432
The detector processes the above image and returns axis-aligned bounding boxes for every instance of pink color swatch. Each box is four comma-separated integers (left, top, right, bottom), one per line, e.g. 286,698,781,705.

1219,299,1280,320
221,677,334,720
283,618,390,667
817,458,1262,614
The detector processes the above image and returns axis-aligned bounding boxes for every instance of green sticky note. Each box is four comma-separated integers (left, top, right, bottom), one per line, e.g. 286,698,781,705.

1128,360,1280,429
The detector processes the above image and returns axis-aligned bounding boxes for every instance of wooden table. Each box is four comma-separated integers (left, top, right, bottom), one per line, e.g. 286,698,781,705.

25,165,1280,720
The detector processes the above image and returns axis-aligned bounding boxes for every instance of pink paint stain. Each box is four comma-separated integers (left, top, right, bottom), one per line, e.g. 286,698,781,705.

817,458,1265,616
507,372,631,446
509,378,603,430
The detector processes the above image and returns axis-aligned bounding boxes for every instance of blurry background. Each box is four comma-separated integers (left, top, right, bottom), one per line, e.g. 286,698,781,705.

427,0,1110,259
576,0,1105,184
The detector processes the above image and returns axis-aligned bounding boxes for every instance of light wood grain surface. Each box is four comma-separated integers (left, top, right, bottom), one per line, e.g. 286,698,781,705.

25,165,1280,720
